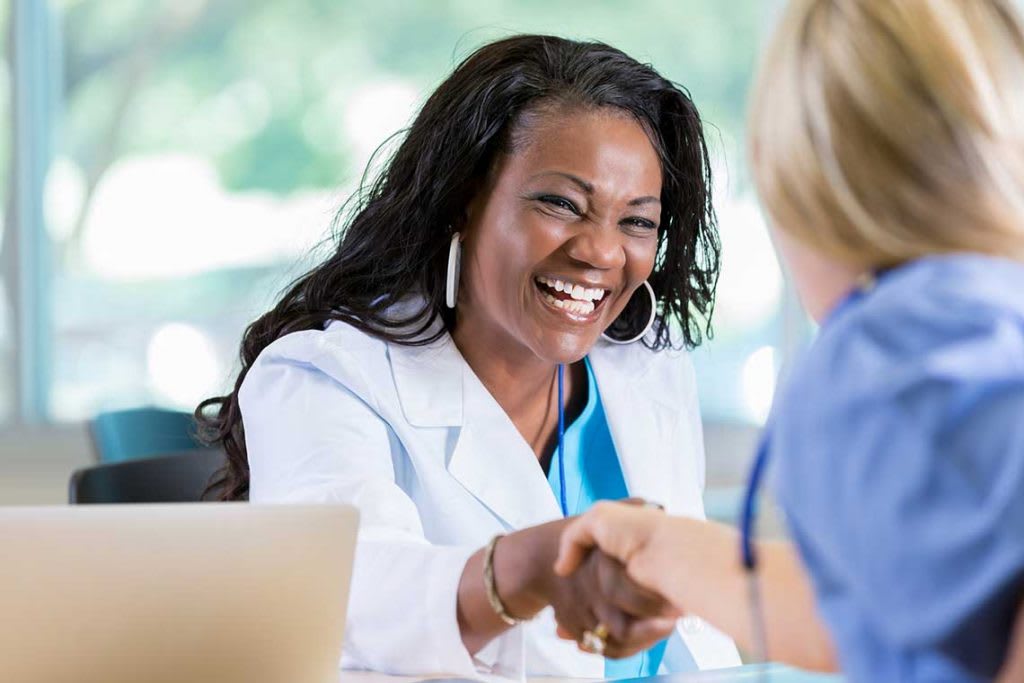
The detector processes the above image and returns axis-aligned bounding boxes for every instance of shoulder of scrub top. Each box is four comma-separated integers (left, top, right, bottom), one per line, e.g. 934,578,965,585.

769,255,1024,680
784,253,1024,411
768,253,1024,528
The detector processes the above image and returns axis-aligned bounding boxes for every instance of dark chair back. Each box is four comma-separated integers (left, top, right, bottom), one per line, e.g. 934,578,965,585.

90,407,201,463
69,449,226,504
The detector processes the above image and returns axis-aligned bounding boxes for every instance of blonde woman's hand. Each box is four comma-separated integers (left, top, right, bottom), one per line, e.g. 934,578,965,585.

553,501,684,607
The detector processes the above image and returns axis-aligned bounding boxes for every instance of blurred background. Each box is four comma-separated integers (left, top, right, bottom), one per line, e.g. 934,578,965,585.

1,0,804,512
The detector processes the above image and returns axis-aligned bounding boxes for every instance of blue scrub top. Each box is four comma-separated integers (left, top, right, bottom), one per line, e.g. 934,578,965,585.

547,358,696,679
765,254,1024,682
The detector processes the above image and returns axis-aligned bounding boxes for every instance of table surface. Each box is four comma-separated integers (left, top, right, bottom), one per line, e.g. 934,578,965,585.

341,663,843,683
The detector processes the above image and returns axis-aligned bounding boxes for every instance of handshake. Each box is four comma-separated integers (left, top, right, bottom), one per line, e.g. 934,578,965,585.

479,500,691,660
551,500,685,658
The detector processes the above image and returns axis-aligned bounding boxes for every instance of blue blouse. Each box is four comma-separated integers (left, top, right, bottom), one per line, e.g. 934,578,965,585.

547,358,696,678
766,255,1024,682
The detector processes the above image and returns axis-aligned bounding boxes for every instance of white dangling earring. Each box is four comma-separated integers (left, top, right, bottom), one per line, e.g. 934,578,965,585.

445,232,462,309
601,280,657,345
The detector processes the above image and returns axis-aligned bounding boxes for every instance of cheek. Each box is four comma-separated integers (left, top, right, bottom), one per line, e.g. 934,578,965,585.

624,237,659,285
465,211,556,302
603,238,658,320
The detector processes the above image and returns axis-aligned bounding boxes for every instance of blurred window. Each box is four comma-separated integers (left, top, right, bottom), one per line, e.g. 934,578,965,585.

13,0,792,426
0,2,13,423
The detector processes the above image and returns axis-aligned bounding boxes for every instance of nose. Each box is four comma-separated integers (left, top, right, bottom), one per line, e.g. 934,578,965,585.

563,221,627,271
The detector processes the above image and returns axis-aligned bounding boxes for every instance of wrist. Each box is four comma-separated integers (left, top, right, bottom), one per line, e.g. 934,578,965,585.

659,517,737,609
493,520,566,618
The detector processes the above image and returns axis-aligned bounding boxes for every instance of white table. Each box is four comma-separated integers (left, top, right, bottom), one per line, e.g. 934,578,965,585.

340,664,843,683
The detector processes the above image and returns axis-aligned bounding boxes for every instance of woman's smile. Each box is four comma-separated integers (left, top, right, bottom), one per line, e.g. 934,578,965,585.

533,275,611,323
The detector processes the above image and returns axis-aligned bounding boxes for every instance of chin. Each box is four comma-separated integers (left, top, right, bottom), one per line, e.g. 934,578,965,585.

533,330,600,365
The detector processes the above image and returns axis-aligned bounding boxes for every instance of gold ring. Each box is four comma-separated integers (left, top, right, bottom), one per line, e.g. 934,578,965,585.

592,622,610,641
581,626,602,655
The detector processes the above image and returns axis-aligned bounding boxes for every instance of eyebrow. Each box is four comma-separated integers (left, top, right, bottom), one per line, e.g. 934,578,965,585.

531,171,595,194
529,171,660,207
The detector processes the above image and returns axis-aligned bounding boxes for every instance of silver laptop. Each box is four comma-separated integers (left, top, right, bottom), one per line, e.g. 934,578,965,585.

0,503,358,683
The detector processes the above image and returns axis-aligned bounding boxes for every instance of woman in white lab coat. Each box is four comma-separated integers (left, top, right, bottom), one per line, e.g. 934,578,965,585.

197,35,739,678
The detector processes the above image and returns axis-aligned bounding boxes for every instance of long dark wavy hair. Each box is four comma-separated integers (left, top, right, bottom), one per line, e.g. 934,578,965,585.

197,34,720,501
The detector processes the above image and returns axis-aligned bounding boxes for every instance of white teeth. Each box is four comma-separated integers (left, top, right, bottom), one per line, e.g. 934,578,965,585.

572,300,596,315
541,290,596,316
535,277,607,304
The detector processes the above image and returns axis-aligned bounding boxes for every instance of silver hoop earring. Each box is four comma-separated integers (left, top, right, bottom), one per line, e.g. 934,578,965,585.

601,280,656,345
445,232,462,309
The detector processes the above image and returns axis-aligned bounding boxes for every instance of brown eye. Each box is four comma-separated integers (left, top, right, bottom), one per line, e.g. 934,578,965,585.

539,195,580,215
623,216,658,231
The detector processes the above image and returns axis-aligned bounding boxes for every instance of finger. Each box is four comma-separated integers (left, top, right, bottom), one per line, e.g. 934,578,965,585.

557,503,666,578
595,552,679,619
554,515,601,576
620,616,678,650
552,586,598,644
591,609,675,660
621,497,664,510
590,602,636,660
591,600,630,647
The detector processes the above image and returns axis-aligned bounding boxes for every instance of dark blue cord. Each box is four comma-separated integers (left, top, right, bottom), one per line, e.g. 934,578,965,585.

740,440,770,571
557,363,568,517
740,284,870,570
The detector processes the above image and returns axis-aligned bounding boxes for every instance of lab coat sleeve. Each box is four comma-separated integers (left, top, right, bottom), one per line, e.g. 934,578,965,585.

678,350,708,497
655,348,708,519
675,354,742,668
239,348,489,677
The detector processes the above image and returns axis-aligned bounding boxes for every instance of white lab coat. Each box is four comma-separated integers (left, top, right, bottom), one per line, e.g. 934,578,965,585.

240,305,741,679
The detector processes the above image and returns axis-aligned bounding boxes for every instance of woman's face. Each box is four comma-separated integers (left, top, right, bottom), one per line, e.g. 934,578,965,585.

456,107,662,364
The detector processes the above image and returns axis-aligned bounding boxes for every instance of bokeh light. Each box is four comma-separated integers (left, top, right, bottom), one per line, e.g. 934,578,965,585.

146,322,220,409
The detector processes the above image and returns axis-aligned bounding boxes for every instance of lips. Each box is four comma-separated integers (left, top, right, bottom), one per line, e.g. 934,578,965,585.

534,276,611,318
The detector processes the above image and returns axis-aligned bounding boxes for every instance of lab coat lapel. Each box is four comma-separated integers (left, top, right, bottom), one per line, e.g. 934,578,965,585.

389,331,562,530
448,368,564,530
589,343,676,509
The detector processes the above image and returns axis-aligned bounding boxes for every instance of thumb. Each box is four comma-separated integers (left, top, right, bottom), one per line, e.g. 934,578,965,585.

553,515,599,576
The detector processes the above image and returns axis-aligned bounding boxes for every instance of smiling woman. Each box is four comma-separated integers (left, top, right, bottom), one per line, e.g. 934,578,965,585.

196,35,738,678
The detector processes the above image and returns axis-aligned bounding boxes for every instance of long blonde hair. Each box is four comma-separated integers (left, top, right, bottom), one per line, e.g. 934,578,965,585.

750,0,1024,269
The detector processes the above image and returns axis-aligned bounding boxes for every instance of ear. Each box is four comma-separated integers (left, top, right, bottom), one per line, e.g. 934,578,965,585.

458,188,486,239
458,152,507,237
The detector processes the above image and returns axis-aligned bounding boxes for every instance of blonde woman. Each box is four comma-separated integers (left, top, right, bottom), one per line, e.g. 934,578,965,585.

555,1,1024,680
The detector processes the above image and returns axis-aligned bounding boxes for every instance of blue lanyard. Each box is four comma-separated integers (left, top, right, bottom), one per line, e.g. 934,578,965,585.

556,363,568,517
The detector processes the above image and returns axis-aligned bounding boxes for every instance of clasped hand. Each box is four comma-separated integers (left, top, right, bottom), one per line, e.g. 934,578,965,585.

550,545,679,658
